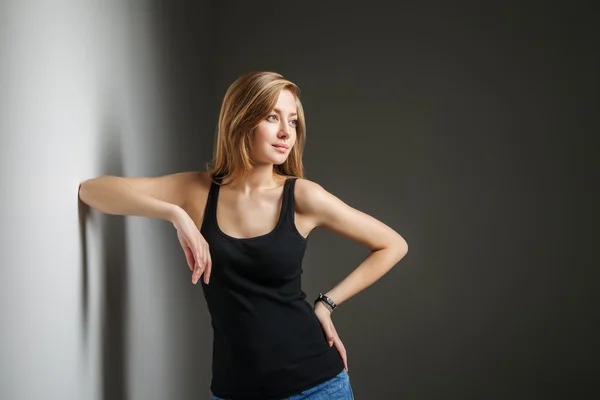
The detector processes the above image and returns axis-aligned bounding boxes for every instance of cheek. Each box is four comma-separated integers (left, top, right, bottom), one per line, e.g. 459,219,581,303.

254,126,277,143
249,129,271,152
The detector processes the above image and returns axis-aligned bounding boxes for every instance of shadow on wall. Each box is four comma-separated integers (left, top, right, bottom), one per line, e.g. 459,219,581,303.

78,107,129,400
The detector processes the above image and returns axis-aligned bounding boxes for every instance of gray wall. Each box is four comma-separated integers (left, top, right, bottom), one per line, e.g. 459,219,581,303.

1,1,596,399
0,1,214,399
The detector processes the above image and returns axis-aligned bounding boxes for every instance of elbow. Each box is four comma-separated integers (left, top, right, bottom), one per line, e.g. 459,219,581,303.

392,235,408,261
78,181,88,202
78,177,98,205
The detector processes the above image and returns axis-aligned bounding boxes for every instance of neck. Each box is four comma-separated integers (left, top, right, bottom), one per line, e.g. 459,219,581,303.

226,165,284,194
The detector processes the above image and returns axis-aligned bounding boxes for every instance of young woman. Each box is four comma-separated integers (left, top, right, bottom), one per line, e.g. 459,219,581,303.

79,71,408,399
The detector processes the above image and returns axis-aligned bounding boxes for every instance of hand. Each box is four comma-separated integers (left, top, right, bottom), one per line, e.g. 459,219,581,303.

171,207,212,285
314,301,348,372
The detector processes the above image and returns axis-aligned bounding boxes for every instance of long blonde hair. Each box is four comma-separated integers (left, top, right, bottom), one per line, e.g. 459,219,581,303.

206,71,306,186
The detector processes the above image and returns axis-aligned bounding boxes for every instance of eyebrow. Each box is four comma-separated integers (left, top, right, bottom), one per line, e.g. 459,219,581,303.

273,107,297,117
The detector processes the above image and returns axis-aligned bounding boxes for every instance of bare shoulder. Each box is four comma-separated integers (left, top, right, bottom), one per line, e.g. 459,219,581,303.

293,177,339,197
186,170,212,192
292,177,331,224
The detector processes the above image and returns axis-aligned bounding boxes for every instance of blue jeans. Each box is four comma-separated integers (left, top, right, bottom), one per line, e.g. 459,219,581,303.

212,369,354,399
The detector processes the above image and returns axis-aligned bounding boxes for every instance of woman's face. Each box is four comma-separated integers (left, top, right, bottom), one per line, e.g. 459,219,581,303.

248,89,297,166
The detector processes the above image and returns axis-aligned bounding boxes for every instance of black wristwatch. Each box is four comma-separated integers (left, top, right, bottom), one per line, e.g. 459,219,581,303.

315,293,337,312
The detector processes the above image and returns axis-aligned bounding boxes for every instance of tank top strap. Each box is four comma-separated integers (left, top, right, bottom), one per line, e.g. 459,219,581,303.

202,177,221,232
281,177,298,227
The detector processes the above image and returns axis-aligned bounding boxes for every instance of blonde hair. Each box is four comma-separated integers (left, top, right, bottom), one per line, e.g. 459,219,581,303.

206,71,306,186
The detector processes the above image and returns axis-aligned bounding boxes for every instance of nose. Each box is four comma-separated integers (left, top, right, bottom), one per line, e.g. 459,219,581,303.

279,120,291,138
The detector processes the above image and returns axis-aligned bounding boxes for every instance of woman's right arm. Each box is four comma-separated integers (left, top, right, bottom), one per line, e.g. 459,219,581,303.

78,172,212,284
78,172,195,222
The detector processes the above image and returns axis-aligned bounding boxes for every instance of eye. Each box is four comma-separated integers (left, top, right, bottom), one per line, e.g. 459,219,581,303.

267,115,278,122
290,119,298,127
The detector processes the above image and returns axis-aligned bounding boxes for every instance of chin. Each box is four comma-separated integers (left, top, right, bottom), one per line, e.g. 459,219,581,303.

254,156,288,166
267,153,289,165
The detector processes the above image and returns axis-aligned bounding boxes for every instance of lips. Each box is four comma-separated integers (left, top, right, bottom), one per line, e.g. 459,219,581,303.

273,144,288,149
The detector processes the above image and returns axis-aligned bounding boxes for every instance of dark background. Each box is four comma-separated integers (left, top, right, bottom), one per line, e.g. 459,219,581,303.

151,1,598,398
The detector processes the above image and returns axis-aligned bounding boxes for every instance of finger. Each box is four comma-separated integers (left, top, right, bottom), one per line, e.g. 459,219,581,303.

193,268,203,284
193,262,204,284
194,250,206,283
194,244,203,272
330,324,348,370
333,336,348,371
202,242,209,273
192,263,198,283
323,322,334,347
203,244,212,284
183,247,194,271
199,242,207,284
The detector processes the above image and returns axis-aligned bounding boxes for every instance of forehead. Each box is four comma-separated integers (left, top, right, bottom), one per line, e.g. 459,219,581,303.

275,89,297,110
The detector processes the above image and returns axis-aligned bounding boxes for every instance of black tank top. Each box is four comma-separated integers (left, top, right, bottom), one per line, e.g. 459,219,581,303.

199,176,344,400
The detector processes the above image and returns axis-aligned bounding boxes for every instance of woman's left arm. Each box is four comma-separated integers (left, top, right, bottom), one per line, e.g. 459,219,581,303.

297,179,408,371
298,179,409,307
